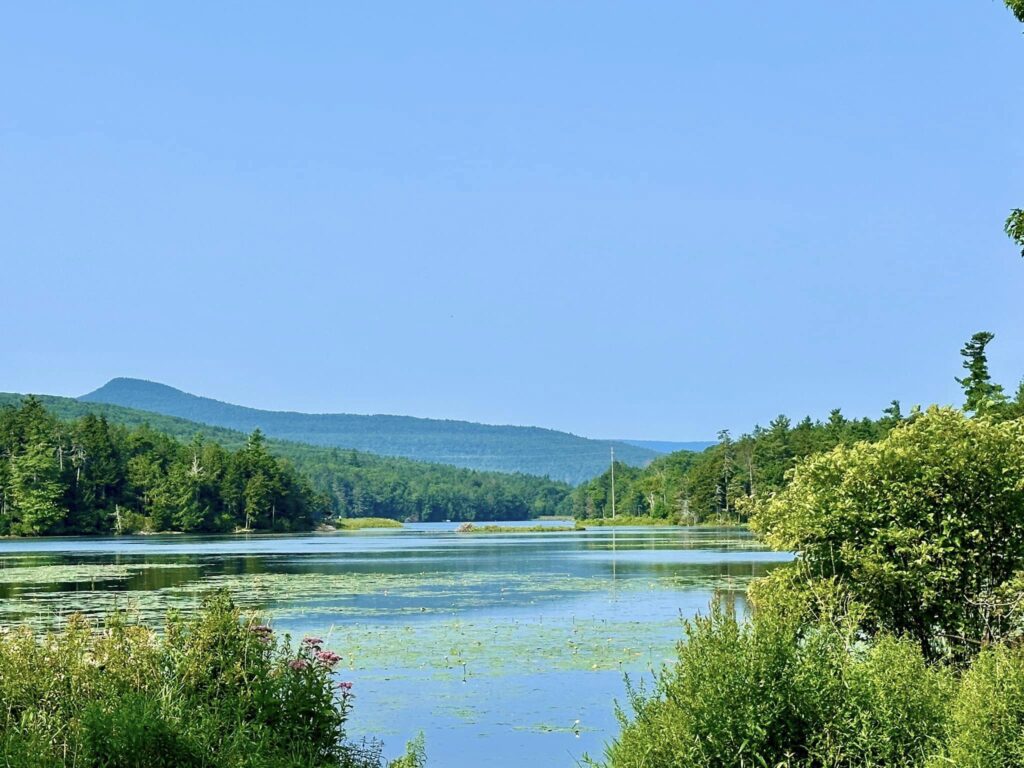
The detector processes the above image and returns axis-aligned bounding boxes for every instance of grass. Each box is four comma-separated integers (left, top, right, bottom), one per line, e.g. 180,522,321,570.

454,523,581,533
334,518,405,530
581,516,676,527
582,515,750,528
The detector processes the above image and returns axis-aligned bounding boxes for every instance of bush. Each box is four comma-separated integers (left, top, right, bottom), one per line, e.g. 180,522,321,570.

935,643,1024,768
753,408,1024,662
598,600,952,768
0,591,414,768
601,409,1024,767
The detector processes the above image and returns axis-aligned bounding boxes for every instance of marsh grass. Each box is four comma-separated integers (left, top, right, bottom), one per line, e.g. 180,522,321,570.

581,516,676,527
334,518,405,530
454,523,580,533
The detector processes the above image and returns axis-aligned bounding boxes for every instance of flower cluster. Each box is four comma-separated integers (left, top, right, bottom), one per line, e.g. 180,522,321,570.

288,637,344,674
316,650,342,667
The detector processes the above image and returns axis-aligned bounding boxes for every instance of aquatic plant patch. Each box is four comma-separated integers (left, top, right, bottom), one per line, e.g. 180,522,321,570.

0,562,195,585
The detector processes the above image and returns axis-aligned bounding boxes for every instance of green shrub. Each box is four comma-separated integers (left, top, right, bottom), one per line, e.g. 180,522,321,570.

935,644,1024,768
799,632,952,766
389,734,427,768
78,693,202,767
753,408,1024,662
600,602,801,767
0,591,409,768
598,600,952,768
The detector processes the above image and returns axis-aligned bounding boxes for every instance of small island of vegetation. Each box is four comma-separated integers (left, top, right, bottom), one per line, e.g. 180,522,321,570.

455,522,581,534
333,517,405,530
581,515,676,527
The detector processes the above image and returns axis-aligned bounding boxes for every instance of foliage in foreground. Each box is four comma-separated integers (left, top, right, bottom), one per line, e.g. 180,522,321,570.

601,406,1024,767
0,591,424,768
755,407,1024,662
599,601,1024,768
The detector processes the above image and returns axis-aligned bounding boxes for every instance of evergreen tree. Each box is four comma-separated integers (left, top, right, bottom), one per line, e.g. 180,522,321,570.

957,332,1006,413
8,439,64,535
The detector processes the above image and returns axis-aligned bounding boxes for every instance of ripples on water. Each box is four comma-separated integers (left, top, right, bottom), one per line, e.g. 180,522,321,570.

0,524,791,767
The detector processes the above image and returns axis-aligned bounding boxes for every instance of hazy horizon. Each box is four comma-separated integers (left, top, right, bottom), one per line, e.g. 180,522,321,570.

72,376,716,443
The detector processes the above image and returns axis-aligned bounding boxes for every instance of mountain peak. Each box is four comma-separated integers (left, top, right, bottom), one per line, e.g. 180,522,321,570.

84,377,186,398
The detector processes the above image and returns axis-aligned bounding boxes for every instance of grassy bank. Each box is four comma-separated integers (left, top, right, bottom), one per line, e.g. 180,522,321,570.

581,515,675,527
334,517,405,530
455,523,581,534
580,515,750,528
0,591,425,768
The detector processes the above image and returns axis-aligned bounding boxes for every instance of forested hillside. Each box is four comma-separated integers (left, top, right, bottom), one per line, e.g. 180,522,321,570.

0,394,572,534
575,333,1024,524
80,378,656,483
575,409,897,522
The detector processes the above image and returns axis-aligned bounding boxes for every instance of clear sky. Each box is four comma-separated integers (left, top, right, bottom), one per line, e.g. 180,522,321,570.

2,2,1022,440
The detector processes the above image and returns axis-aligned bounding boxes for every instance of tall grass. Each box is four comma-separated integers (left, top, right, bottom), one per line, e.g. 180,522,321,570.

334,517,404,530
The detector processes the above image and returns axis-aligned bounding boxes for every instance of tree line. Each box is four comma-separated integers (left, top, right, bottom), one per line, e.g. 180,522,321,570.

289,443,570,522
601,344,1024,767
573,331,1024,524
0,397,320,535
0,395,574,536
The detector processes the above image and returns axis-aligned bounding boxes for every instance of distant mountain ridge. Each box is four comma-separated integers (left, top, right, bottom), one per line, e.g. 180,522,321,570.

80,378,660,484
0,392,572,522
618,439,715,454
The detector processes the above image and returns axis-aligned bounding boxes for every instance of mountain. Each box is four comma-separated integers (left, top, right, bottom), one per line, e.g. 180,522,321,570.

618,439,715,454
79,378,658,484
0,392,572,521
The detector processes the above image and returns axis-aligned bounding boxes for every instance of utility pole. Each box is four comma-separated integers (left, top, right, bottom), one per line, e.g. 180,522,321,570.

610,446,616,520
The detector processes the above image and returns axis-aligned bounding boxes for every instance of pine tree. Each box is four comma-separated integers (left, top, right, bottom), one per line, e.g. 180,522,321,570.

9,439,64,535
957,332,1006,413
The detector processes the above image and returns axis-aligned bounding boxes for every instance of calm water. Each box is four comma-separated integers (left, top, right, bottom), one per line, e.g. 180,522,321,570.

0,523,790,767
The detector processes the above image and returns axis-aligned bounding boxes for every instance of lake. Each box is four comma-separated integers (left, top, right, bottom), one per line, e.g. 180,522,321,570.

0,523,791,767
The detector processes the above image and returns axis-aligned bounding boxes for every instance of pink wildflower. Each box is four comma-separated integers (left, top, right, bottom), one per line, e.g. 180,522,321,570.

302,637,324,647
288,659,309,671
316,650,342,667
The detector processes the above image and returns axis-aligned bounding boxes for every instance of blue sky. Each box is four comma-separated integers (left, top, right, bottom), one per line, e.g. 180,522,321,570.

2,2,1022,440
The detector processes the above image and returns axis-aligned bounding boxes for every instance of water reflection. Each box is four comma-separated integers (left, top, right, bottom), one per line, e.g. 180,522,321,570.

0,525,790,767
